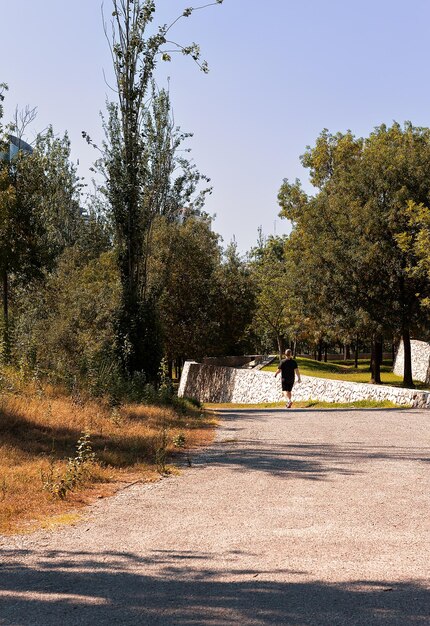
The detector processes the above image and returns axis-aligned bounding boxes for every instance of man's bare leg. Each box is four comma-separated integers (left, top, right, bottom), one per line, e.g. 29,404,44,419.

283,390,292,408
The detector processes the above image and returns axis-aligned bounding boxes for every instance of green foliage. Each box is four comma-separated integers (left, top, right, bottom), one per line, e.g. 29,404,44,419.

182,396,202,409
2,4,233,398
152,214,222,362
172,432,186,448
278,122,430,385
4,127,84,282
0,112,88,366
158,356,173,398
0,83,7,122
30,128,84,260
396,200,430,309
249,234,299,355
100,2,221,380
214,240,256,355
13,248,120,387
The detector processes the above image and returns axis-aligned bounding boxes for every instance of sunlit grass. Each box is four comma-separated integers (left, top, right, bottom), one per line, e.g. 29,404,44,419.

0,371,216,535
205,399,402,410
263,357,426,388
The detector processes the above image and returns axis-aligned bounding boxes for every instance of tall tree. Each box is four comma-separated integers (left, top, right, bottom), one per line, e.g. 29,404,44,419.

214,240,256,356
279,123,430,387
0,84,15,359
100,0,222,380
153,214,221,366
250,235,299,357
1,89,86,363
0,92,45,361
30,127,84,258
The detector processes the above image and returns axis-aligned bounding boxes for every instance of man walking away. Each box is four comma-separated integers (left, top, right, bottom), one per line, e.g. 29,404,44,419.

275,349,301,408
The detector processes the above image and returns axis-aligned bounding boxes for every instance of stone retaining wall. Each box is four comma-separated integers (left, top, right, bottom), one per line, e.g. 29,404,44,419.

394,340,430,384
178,361,430,408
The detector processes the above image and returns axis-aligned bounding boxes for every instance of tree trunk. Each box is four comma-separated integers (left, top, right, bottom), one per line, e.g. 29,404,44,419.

324,343,328,362
370,336,382,384
354,334,359,369
391,337,399,371
376,338,383,371
402,327,414,388
176,358,184,381
344,343,351,360
2,270,10,364
277,335,285,360
317,339,323,361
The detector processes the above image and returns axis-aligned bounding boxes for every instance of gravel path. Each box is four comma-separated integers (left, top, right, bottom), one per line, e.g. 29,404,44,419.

1,407,429,625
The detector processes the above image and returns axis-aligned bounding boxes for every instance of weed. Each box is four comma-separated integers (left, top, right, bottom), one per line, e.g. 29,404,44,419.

172,433,186,448
33,367,45,399
159,357,173,397
173,432,192,467
184,396,202,409
154,427,169,474
42,432,96,499
1,377,215,533
109,407,124,427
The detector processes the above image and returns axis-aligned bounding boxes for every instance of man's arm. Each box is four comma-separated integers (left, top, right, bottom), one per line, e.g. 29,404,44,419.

296,367,301,383
274,367,281,378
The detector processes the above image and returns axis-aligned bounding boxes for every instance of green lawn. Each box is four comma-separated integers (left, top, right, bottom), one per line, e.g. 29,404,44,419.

205,399,404,409
263,357,426,388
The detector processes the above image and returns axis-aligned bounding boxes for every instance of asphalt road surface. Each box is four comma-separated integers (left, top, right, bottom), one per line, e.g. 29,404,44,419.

1,407,429,625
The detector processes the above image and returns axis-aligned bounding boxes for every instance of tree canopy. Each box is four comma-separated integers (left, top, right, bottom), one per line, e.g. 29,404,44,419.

278,122,430,385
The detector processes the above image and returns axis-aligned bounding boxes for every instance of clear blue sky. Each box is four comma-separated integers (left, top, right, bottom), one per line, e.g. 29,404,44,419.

2,0,430,252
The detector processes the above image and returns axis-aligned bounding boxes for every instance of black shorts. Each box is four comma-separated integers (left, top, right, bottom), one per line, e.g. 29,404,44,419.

282,379,294,392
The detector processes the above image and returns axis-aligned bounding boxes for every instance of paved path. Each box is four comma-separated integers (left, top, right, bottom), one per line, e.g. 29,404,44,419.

1,408,429,625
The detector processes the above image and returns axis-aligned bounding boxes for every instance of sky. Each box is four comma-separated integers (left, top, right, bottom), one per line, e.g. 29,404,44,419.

3,0,430,253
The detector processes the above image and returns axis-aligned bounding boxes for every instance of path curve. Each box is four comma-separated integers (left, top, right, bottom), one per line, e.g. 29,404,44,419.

1,408,429,625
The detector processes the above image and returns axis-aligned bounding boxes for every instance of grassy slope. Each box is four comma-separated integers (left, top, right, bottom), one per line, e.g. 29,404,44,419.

0,370,216,534
263,357,427,388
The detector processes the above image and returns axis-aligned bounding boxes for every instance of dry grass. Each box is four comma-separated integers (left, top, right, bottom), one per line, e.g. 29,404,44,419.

0,376,216,535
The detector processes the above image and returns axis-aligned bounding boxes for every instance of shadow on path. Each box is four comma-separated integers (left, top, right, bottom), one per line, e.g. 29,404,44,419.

1,549,429,625
203,439,430,479
201,410,430,481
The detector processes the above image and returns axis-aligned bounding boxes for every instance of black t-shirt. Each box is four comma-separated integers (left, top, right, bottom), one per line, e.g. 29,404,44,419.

279,358,298,381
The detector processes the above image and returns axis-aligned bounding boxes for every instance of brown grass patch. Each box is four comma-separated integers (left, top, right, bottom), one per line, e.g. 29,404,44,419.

0,384,216,535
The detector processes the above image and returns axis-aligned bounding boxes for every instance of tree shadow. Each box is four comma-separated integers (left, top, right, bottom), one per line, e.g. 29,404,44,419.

196,410,430,480
201,441,358,480
0,405,155,467
0,549,428,625
0,407,83,459
202,440,430,479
